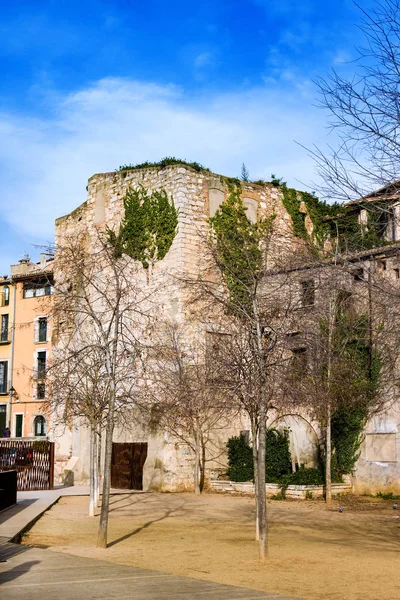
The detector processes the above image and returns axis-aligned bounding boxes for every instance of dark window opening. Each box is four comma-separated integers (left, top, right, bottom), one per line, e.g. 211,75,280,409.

301,280,315,307
393,268,400,279
353,268,364,282
37,382,46,399
1,314,8,342
0,361,8,394
15,414,23,438
37,351,47,379
377,208,395,241
38,318,47,342
292,347,307,373
1,286,9,307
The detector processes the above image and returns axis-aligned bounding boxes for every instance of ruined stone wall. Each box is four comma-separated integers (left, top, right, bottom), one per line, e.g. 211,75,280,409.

53,165,302,489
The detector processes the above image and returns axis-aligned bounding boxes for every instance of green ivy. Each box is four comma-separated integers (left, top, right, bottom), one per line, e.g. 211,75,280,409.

209,181,275,315
117,156,209,172
108,186,178,268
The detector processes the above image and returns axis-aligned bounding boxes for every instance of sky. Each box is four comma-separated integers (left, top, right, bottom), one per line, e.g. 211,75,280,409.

0,0,377,274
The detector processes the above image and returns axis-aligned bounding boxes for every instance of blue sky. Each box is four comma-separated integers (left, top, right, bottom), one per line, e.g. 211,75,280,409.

0,0,376,274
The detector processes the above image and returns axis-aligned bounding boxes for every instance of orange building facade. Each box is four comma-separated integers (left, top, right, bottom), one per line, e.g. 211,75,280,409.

0,254,54,438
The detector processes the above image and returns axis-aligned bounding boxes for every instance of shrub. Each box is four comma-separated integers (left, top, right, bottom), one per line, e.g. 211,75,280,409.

227,435,253,482
227,428,292,483
284,465,324,486
265,428,292,483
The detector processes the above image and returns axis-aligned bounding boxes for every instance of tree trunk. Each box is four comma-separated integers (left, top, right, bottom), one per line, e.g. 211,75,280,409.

193,433,200,494
97,401,115,547
251,419,259,541
325,411,332,505
199,440,206,493
257,406,267,561
89,426,95,517
95,429,101,507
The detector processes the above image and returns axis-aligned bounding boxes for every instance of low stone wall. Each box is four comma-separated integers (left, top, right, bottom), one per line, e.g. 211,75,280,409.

210,479,352,499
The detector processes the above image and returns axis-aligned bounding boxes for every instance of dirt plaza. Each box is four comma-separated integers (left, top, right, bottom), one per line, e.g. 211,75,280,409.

22,491,400,600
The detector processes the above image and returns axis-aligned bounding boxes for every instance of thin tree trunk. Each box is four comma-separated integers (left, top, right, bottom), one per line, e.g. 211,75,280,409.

97,307,119,549
97,398,115,547
257,405,267,561
251,419,259,541
325,410,332,505
325,295,334,505
95,428,101,507
194,433,200,494
199,440,206,493
93,426,98,509
89,426,95,517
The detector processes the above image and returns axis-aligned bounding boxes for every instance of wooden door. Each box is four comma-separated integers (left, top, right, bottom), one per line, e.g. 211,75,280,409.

111,442,148,490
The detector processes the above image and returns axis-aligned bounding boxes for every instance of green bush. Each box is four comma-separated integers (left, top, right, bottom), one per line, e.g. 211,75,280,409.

227,435,253,482
284,465,324,486
265,428,292,483
227,429,292,483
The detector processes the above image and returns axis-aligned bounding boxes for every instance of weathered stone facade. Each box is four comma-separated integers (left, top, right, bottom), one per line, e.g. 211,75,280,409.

52,164,400,494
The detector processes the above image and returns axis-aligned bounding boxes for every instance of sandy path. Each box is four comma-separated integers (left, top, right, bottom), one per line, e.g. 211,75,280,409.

22,492,400,600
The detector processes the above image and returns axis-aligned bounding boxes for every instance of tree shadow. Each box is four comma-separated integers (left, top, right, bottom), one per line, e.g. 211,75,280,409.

107,500,188,548
0,539,31,562
0,560,40,585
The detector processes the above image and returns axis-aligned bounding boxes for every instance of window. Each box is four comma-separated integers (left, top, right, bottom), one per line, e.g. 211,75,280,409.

1,285,9,307
1,314,8,342
34,415,46,437
37,351,47,379
292,347,307,372
15,414,23,438
378,207,395,241
393,268,400,279
37,382,46,399
0,405,6,436
38,317,48,343
353,268,364,282
301,280,315,307
0,361,8,394
23,278,54,299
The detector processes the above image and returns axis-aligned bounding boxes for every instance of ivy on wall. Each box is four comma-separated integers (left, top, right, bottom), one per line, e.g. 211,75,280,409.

108,186,178,268
278,182,390,253
329,313,382,480
209,181,275,314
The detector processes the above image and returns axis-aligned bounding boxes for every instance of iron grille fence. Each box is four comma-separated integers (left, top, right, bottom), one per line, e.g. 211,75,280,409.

0,440,54,491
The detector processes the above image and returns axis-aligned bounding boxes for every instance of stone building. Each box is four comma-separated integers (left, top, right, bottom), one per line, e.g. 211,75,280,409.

52,163,400,494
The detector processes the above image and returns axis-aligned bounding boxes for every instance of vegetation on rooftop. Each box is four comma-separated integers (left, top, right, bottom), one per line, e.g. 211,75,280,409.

117,157,210,172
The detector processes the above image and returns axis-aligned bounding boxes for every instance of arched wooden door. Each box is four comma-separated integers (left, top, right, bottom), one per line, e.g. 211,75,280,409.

111,442,148,490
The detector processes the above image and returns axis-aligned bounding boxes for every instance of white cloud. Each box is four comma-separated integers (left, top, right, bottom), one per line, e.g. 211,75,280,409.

0,76,331,272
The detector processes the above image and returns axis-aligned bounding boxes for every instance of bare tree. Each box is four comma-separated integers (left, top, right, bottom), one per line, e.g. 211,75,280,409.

47,344,109,516
51,231,149,547
307,0,400,203
144,321,231,494
184,184,297,560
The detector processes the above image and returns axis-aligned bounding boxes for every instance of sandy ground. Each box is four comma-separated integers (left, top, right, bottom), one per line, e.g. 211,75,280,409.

22,492,400,600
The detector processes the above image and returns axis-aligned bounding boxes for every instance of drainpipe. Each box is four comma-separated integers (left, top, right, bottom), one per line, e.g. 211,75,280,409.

8,282,16,431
